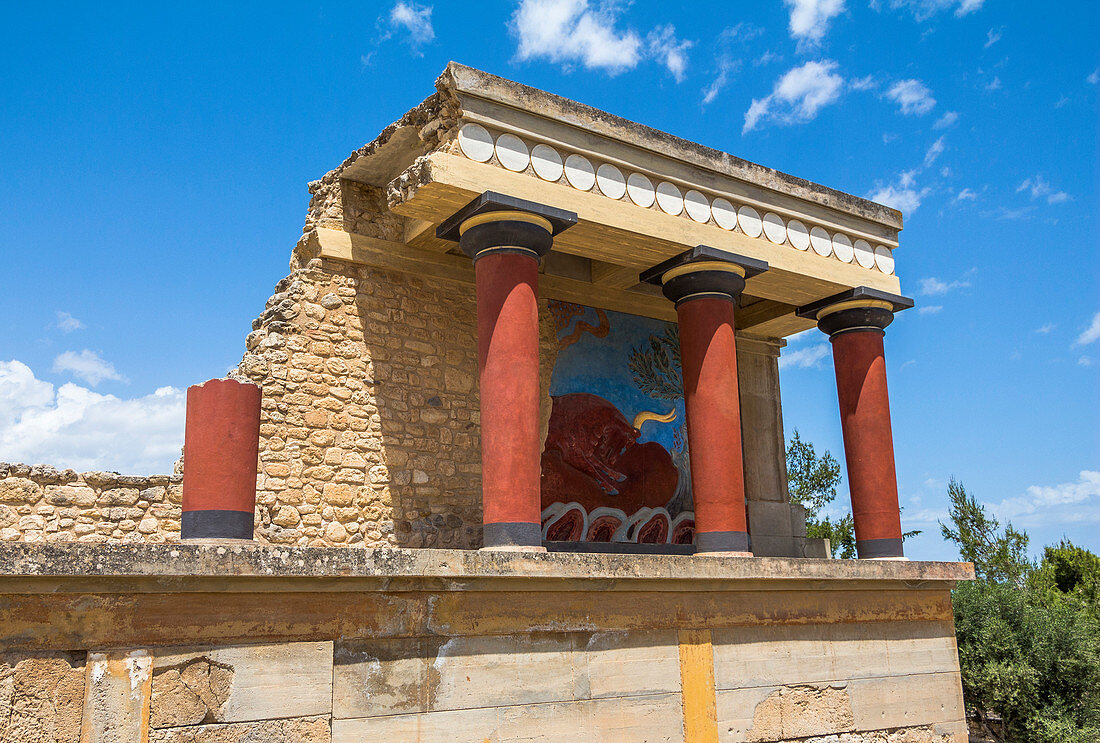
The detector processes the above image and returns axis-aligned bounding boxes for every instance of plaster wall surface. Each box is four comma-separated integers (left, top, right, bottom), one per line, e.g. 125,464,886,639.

0,545,972,743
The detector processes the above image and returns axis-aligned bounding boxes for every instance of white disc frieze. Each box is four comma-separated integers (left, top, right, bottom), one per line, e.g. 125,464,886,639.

762,212,786,244
564,154,595,191
810,226,832,256
874,245,895,274
495,133,529,172
832,233,854,263
854,239,875,268
627,173,656,207
530,144,563,181
737,205,762,238
712,198,737,230
684,190,711,223
787,219,810,250
656,182,684,216
457,123,494,162
596,163,626,199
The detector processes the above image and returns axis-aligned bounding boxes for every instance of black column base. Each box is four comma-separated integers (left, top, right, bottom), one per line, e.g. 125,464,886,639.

856,537,904,559
695,530,751,553
482,521,543,549
181,510,255,540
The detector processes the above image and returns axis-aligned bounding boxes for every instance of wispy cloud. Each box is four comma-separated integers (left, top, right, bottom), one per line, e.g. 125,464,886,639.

1017,175,1071,205
886,79,936,115
1087,69,1098,85
879,0,984,22
700,24,760,105
1035,323,1056,335
0,360,183,473
933,110,958,129
647,25,693,82
52,350,126,386
55,311,84,333
389,2,435,49
868,169,931,213
918,305,943,315
923,136,945,166
954,188,977,202
989,471,1100,528
984,26,1003,48
743,59,844,133
1074,312,1100,347
783,0,846,47
779,342,831,369
919,276,971,296
985,76,1002,91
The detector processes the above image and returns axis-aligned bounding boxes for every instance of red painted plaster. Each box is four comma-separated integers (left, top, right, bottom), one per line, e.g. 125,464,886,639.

182,379,261,514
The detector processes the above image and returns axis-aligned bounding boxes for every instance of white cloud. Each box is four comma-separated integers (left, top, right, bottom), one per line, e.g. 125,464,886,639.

783,0,846,46
849,74,877,91
955,188,977,202
700,24,761,105
1089,69,1099,85
984,26,1002,48
779,343,830,370
647,25,692,82
743,60,844,133
868,170,931,213
881,0,984,22
918,305,943,315
511,0,643,75
1074,312,1100,347
886,79,936,115
919,276,970,296
1035,323,1056,334
55,311,84,333
985,76,1002,91
389,2,435,47
933,110,958,129
52,350,126,386
0,360,184,474
1017,175,1071,205
989,471,1100,528
923,136,945,166
1079,356,1093,367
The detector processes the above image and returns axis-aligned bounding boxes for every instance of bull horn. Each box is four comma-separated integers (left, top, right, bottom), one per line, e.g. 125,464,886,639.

632,408,677,430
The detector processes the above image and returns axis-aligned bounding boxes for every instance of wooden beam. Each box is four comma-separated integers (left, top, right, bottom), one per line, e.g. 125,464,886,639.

736,300,798,331
592,261,642,289
403,217,453,253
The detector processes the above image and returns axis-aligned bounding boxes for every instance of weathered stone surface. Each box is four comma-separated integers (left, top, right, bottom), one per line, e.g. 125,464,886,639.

153,642,332,724
81,650,153,743
0,651,85,743
148,716,331,743
747,684,854,740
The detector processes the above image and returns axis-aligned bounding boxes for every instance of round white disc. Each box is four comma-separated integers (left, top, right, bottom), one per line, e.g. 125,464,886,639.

627,173,655,207
832,233,854,263
564,154,595,191
656,182,684,216
684,190,711,223
787,219,810,250
737,205,762,238
874,245,895,274
530,144,563,181
457,123,494,163
854,239,875,268
596,163,626,199
762,212,786,244
495,133,529,172
712,198,737,230
810,226,832,256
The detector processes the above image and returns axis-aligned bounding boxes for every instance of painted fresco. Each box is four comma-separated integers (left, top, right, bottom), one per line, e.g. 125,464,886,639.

541,301,694,545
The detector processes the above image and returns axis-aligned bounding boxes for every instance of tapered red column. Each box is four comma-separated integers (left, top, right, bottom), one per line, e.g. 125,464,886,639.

797,288,914,559
438,192,577,550
642,246,768,555
182,378,261,540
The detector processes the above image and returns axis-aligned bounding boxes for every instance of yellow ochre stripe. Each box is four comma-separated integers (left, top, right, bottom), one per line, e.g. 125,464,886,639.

678,629,720,743
662,260,746,284
458,210,553,236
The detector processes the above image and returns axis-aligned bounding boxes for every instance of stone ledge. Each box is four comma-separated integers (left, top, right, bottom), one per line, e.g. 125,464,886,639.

0,544,973,594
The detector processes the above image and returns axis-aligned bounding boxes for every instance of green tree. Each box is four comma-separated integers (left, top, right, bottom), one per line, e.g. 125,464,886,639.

785,430,857,558
939,478,1031,586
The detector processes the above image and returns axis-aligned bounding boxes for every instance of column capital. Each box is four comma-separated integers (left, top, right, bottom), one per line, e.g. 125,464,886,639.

640,246,768,306
436,191,577,262
796,286,914,338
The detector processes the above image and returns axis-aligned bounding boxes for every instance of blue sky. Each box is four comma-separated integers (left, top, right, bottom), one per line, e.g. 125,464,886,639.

1,1,1096,561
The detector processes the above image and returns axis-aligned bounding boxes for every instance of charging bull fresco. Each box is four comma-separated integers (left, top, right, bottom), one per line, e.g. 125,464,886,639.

542,301,694,545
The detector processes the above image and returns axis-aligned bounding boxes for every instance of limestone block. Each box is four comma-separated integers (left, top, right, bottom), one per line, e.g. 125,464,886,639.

745,684,854,740
849,672,963,732
0,478,40,505
149,715,331,743
80,650,153,743
714,686,777,742
153,641,332,723
582,630,680,699
45,485,98,508
0,651,85,743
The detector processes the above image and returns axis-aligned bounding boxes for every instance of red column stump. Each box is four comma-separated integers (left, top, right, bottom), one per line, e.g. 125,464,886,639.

181,378,261,541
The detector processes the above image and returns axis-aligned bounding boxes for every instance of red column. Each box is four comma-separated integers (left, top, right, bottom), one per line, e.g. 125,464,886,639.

475,252,544,548
181,378,261,540
678,297,751,554
831,329,904,558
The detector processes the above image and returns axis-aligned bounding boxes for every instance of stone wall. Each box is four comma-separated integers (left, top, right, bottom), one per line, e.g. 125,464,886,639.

233,257,559,550
0,463,181,544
